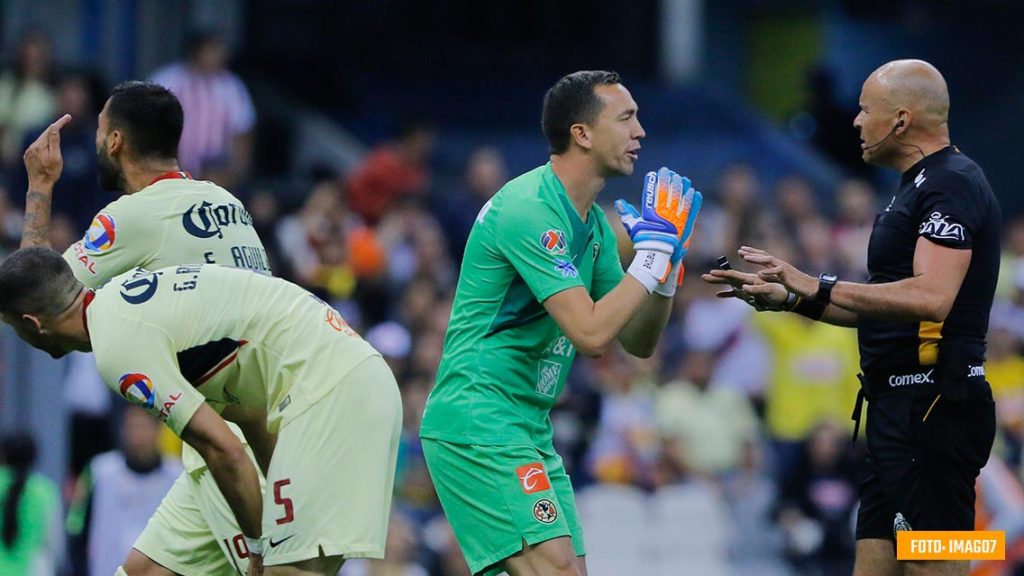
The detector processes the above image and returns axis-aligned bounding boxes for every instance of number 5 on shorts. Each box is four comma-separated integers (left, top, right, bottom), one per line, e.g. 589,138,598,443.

274,479,294,525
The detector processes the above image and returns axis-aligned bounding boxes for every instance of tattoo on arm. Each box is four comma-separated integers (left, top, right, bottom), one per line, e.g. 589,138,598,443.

21,190,52,248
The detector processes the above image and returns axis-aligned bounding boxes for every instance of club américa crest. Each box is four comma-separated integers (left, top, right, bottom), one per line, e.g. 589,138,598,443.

533,498,558,524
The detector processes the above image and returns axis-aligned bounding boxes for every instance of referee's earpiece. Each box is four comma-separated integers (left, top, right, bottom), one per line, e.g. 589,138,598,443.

895,118,905,129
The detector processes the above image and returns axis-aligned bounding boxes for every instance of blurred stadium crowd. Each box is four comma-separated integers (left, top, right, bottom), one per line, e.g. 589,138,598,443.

0,21,1023,576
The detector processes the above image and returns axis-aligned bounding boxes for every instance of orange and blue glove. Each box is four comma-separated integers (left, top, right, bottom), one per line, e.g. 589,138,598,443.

615,167,700,294
654,181,702,296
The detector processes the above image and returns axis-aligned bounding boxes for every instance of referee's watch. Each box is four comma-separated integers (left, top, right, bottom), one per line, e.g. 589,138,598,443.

815,273,838,305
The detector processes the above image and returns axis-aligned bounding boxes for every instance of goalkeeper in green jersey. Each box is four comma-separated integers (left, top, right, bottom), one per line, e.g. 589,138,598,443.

420,70,702,576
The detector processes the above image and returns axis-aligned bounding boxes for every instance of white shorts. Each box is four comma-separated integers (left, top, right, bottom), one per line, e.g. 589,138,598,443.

134,448,264,575
262,355,402,566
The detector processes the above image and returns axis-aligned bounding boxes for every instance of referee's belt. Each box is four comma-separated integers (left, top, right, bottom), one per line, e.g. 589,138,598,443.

850,363,987,442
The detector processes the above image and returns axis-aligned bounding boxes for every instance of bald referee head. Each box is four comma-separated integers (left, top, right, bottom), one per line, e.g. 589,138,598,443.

855,59,953,172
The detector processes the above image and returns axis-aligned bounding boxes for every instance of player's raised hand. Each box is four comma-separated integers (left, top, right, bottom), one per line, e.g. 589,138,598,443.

615,167,688,255
738,245,818,298
662,182,703,287
24,114,71,190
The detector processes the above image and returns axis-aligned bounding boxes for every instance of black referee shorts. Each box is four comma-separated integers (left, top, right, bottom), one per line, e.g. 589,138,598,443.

855,380,995,540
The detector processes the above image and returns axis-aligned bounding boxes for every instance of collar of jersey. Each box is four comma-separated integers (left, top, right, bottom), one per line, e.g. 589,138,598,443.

82,289,96,339
149,171,193,186
543,162,592,233
901,145,954,184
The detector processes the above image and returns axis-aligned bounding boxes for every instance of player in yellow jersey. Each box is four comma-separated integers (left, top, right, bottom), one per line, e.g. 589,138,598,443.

0,248,402,576
21,81,271,575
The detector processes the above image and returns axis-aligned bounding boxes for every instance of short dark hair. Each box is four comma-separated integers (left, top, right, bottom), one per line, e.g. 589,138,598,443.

0,247,81,317
106,81,183,160
541,70,622,154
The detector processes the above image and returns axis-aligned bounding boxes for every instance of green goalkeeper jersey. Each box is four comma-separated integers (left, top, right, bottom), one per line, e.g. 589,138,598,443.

420,163,625,447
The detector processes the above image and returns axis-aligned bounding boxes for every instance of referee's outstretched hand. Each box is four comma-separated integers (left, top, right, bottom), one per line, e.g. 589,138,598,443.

702,263,790,310
24,113,71,190
738,245,818,298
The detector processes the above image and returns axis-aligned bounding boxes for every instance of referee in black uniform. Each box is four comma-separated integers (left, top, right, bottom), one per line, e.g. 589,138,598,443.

704,59,1001,576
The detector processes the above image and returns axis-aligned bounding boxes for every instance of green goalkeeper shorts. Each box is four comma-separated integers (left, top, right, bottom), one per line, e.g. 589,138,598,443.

421,439,586,575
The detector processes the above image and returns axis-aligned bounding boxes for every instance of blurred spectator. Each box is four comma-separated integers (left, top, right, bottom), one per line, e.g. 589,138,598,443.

803,66,864,178
276,179,362,300
0,183,22,258
0,29,56,167
655,349,760,479
366,320,413,377
12,69,107,229
421,516,472,576
776,421,859,576
393,374,436,516
344,120,436,225
431,146,507,261
831,178,878,280
774,175,820,232
972,458,1024,576
586,348,660,487
67,406,182,576
987,325,1024,467
997,215,1024,300
681,279,771,403
62,351,116,479
48,212,76,253
991,262,1024,347
722,440,791,576
794,215,839,278
344,512,429,576
150,29,256,186
693,162,773,264
378,202,454,292
751,312,861,481
247,188,295,280
0,433,61,576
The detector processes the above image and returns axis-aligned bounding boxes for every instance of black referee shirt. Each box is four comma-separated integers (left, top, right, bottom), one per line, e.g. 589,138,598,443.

859,146,1001,379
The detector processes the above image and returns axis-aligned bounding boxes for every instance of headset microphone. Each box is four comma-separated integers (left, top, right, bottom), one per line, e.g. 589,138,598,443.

863,119,904,150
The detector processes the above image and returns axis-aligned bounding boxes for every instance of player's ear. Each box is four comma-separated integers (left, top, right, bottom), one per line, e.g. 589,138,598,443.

569,123,592,150
20,313,44,333
106,129,124,156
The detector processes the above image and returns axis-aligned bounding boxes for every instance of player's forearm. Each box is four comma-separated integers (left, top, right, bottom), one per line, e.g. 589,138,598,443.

617,293,672,357
549,278,650,357
818,304,860,327
206,443,264,538
21,185,54,248
830,277,950,323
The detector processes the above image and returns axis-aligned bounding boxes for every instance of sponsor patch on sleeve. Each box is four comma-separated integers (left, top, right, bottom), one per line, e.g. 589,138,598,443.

919,211,965,242
84,213,117,253
539,229,567,255
119,373,155,408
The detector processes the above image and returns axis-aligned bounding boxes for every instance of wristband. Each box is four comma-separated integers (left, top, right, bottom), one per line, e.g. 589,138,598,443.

653,261,683,297
244,535,264,556
782,292,799,311
815,273,838,304
627,250,672,294
754,291,797,312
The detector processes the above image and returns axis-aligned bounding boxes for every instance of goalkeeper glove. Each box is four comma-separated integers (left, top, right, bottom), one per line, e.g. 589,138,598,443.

654,182,703,296
616,168,698,294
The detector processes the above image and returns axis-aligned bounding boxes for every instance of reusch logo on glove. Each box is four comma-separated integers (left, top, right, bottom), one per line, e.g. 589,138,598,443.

644,172,657,210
